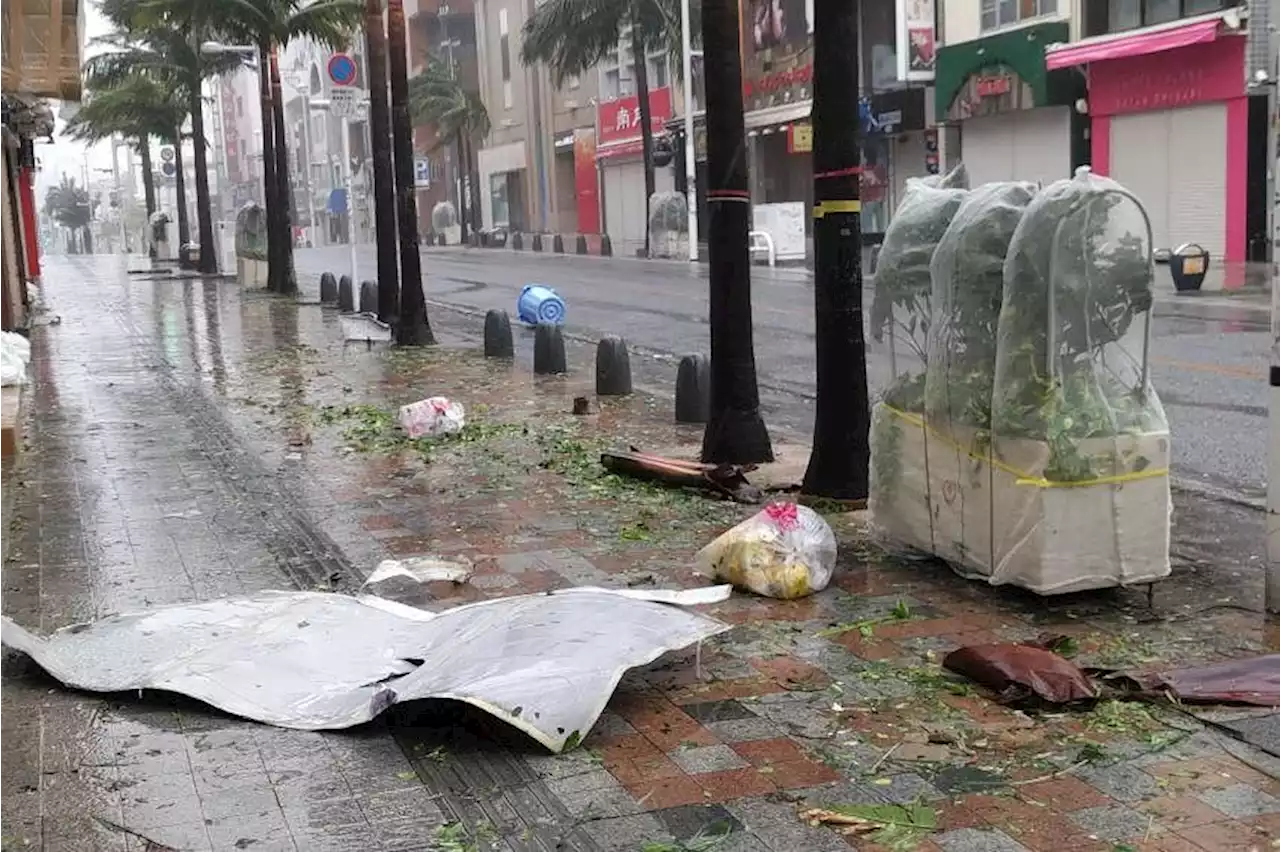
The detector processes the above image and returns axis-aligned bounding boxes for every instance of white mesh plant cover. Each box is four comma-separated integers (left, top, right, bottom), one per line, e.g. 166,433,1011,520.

650,191,689,235
988,167,1170,593
431,201,458,231
923,181,1038,571
868,164,969,552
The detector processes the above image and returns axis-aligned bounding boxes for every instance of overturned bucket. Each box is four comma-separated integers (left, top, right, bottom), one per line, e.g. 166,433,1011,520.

517,284,566,326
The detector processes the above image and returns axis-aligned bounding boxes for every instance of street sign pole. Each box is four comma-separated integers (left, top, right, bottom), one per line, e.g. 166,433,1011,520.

1269,269,1280,613
328,53,360,287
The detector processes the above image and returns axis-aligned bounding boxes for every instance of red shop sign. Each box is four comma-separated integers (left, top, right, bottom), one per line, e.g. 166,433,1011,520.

744,62,813,98
596,87,673,148
975,74,1011,98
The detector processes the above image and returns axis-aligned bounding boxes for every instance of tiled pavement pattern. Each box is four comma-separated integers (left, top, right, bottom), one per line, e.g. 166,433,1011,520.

1,256,1277,852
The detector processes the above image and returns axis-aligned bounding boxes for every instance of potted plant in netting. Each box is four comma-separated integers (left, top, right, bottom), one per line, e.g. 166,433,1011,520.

649,192,688,259
922,180,1038,573
868,164,968,553
988,167,1170,593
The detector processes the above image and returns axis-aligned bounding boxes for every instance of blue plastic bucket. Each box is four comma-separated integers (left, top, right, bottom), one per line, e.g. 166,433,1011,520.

517,284,566,326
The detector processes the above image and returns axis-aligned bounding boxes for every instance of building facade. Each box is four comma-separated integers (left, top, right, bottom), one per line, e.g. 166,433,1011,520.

937,0,1273,263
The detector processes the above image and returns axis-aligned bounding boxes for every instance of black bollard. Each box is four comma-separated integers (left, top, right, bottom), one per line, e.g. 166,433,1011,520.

437,233,447,246
533,322,568,375
553,234,565,253
512,232,523,251
576,234,588,255
595,336,633,396
358,280,378,314
319,272,338,304
338,275,355,312
600,235,613,257
675,354,711,423
483,309,515,358
532,234,543,253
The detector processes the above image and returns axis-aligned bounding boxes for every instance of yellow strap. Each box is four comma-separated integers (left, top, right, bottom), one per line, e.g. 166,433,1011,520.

880,404,1168,489
813,200,861,218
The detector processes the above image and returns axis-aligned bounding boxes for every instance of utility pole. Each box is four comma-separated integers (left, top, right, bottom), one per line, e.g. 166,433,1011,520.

801,0,870,500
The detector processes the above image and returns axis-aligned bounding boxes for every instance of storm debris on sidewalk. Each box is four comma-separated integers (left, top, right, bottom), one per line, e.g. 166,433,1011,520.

696,503,838,599
601,448,763,503
942,639,1099,704
802,802,938,849
943,639,1280,708
361,555,476,587
1,586,730,752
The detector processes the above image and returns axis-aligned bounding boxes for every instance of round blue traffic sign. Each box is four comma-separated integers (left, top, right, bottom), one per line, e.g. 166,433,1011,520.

328,54,357,86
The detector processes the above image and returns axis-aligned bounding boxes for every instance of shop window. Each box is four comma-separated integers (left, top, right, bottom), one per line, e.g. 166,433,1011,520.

982,0,1056,30
603,68,620,99
1085,0,1230,35
491,172,510,226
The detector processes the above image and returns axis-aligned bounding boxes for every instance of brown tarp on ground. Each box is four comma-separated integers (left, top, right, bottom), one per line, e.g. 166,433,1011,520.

942,644,1280,708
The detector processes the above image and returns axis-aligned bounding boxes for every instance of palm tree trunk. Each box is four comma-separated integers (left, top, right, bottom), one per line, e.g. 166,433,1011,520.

388,0,434,345
270,49,298,295
698,0,773,465
259,42,280,291
189,73,218,273
173,130,191,248
365,0,400,323
629,19,655,258
456,132,469,244
138,139,156,217
468,136,481,235
801,0,868,499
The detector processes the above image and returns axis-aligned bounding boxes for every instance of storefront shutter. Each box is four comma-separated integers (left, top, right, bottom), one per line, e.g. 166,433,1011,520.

1109,103,1226,259
957,108,1071,190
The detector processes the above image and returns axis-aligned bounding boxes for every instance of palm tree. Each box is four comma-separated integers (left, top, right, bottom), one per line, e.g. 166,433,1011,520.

364,0,399,322
63,74,187,227
44,175,94,253
211,0,363,293
408,57,490,244
698,0,772,464
520,0,683,255
387,0,434,345
87,0,243,273
801,0,868,500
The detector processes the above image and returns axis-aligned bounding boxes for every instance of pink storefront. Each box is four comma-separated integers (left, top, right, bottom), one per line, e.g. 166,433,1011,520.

1047,19,1255,263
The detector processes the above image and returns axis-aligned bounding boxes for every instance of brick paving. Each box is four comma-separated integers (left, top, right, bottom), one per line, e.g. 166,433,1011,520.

2,256,1278,852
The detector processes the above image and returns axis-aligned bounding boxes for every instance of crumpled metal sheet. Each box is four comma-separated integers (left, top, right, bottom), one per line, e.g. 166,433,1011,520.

1,587,731,752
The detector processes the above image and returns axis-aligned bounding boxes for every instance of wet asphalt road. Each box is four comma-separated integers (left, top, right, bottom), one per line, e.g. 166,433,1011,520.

294,244,1271,504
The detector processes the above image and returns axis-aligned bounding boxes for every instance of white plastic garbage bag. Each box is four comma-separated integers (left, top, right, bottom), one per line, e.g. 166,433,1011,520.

2,331,30,360
398,397,466,439
696,503,838,599
1,332,31,387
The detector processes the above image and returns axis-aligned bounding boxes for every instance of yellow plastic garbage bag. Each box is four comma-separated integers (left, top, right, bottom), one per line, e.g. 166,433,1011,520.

696,503,838,599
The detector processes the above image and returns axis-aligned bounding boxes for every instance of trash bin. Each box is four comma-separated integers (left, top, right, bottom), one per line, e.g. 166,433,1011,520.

1169,243,1209,292
179,243,201,268
517,284,566,325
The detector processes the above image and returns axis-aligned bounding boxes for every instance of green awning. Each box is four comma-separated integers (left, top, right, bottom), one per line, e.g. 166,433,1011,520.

935,21,1071,117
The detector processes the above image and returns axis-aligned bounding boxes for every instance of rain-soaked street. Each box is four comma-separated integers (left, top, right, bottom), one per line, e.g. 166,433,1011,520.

2,254,1276,852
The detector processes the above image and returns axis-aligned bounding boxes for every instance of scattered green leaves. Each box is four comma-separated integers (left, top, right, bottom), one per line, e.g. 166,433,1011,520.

432,821,498,852
1048,635,1080,658
803,803,938,851
818,599,914,639
1084,700,1159,735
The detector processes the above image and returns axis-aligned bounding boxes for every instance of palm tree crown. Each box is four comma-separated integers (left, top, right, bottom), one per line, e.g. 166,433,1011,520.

408,57,490,143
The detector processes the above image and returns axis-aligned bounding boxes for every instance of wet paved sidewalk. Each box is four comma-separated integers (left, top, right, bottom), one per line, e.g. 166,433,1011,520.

2,256,1278,852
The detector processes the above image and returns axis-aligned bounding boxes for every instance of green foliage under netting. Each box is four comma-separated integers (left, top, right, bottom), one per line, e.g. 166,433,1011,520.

925,180,1038,434
871,165,970,413
993,169,1165,481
